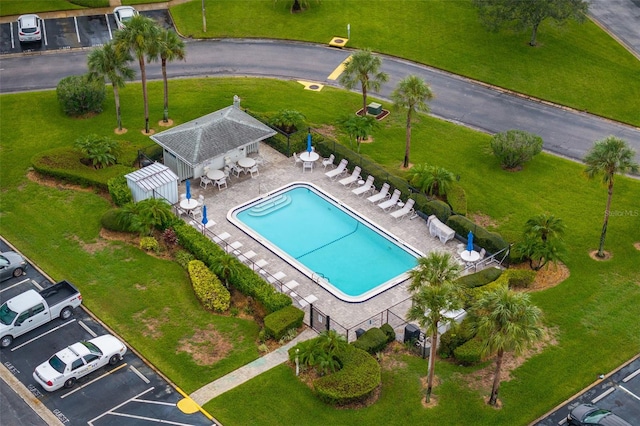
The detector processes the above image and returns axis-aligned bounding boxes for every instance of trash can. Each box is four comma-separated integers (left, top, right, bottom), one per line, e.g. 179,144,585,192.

404,323,420,343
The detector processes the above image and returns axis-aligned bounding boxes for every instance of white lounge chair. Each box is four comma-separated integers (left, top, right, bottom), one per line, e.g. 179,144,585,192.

322,154,335,170
298,294,318,308
390,199,416,220
267,271,286,284
282,280,300,294
377,189,401,211
212,231,231,244
325,159,348,179
338,166,361,187
352,175,375,196
238,250,257,264
225,241,243,254
253,258,268,272
366,183,390,204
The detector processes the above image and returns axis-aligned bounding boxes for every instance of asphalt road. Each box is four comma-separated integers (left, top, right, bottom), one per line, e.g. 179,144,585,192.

590,0,640,57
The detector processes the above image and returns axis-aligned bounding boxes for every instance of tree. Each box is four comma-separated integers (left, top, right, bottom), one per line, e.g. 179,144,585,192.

406,252,462,403
74,134,121,169
471,286,544,406
391,75,434,168
516,214,566,270
56,74,105,117
211,254,242,288
339,114,378,153
338,49,389,116
269,109,306,135
117,198,173,235
583,136,639,258
115,15,161,133
87,41,135,131
407,164,455,197
473,0,589,46
490,129,543,170
151,29,185,123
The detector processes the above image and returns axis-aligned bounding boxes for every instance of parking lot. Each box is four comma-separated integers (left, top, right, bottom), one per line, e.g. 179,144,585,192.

0,10,173,55
0,238,215,425
534,356,640,425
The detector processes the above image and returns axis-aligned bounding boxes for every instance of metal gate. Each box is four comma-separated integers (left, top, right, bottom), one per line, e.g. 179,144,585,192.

309,304,329,333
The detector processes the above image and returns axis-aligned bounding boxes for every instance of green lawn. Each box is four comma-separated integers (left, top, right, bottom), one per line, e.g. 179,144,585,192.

170,0,640,126
1,78,639,424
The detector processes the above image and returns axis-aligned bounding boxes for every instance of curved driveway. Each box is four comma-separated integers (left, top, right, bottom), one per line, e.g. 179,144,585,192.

1,38,639,164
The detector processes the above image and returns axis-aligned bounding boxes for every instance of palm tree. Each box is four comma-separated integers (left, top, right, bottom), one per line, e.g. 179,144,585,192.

471,286,544,406
524,214,565,243
407,164,455,197
115,15,160,134
211,255,241,288
338,49,389,116
151,29,185,123
391,75,434,168
339,114,377,153
583,136,638,258
406,252,462,403
517,213,567,270
269,109,306,135
87,41,134,131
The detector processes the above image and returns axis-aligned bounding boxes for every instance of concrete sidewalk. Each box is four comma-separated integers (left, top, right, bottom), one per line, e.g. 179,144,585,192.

189,328,317,405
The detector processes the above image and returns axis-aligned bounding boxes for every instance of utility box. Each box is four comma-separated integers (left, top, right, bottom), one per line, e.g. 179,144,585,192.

355,328,365,339
404,323,420,343
367,102,382,115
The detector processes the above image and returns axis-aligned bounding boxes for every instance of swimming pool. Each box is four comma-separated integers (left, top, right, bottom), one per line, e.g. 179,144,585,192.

228,182,422,302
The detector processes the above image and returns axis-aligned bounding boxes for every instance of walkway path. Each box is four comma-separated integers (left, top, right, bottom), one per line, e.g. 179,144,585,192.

189,328,317,405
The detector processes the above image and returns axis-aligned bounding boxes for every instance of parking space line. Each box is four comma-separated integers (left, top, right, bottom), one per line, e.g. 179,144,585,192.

132,398,175,406
11,319,76,351
557,417,567,425
78,320,97,337
327,56,351,80
623,367,640,382
106,14,113,40
88,387,155,425
31,279,43,290
0,278,30,293
591,386,615,403
109,411,193,425
618,384,640,401
60,362,127,399
42,19,48,46
10,22,14,49
74,16,81,44
129,365,150,384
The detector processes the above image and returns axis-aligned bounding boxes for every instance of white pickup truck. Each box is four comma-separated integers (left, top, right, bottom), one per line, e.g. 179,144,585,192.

0,280,82,348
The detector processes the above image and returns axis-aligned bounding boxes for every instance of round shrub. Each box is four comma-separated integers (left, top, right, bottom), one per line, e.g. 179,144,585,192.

380,323,396,343
56,74,105,117
352,328,388,354
453,337,486,365
139,236,159,252
100,208,129,232
490,129,543,170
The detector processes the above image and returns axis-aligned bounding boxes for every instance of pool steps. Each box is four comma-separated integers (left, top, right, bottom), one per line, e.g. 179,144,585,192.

248,194,292,216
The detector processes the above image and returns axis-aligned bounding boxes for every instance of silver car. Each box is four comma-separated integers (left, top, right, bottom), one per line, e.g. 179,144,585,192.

0,251,28,281
113,6,139,30
17,14,42,43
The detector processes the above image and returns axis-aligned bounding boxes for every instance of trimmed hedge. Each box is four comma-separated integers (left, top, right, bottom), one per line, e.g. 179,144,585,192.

439,318,476,358
314,346,381,406
469,279,508,302
107,175,133,207
447,215,509,254
380,323,396,343
352,327,388,354
100,208,128,232
504,269,537,288
456,267,503,289
453,336,486,365
187,260,231,312
447,183,467,216
174,221,291,313
264,306,304,340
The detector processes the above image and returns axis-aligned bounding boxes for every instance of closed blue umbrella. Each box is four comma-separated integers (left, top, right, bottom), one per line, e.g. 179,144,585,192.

201,205,208,232
467,231,474,252
306,132,312,153
185,179,191,200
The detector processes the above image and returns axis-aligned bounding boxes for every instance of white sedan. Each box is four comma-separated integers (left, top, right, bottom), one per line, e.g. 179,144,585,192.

33,334,126,392
113,6,138,30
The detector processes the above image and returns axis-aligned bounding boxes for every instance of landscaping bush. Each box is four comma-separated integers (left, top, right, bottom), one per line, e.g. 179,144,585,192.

139,236,159,253
424,199,452,222
264,306,304,340
351,327,388,354
438,318,476,358
505,269,537,288
490,129,543,170
380,323,396,343
56,74,105,117
100,208,128,232
447,183,467,216
453,337,486,365
447,215,509,254
174,222,291,313
468,279,508,303
314,346,381,406
187,260,230,313
456,267,503,288
107,175,133,207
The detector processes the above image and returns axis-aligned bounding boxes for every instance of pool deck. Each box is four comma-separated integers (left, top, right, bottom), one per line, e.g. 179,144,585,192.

184,144,468,337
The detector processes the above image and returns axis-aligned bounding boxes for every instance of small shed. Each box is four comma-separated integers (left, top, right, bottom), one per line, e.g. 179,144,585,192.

125,162,179,204
150,97,277,181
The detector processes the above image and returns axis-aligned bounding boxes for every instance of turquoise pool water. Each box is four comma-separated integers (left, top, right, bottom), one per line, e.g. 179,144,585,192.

229,183,420,302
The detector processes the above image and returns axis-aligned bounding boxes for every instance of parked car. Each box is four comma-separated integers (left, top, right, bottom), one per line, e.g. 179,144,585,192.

0,251,28,282
17,14,42,43
33,334,127,391
113,6,138,30
567,403,632,426
0,280,82,348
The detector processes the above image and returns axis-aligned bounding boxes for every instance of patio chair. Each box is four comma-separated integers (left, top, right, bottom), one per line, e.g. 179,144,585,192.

302,161,314,173
352,175,375,197
338,166,361,187
238,250,257,264
478,248,486,260
322,154,335,170
212,231,231,244
190,206,203,220
197,194,205,207
390,199,416,221
215,177,228,190
225,241,243,255
325,159,348,180
293,152,303,167
298,294,318,308
366,183,390,204
249,165,259,178
377,189,401,211
282,280,300,294
200,175,212,189
267,271,286,284
230,163,242,178
252,258,268,272
180,193,187,201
